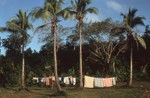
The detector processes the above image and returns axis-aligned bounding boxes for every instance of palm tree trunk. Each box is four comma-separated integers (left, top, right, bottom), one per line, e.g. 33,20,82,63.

112,62,116,73
79,19,83,88
21,45,25,89
129,45,133,86
53,21,62,91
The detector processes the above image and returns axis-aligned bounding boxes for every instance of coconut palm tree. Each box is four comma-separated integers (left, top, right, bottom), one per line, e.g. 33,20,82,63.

31,0,69,91
0,10,32,89
112,8,146,86
68,0,97,87
15,10,32,89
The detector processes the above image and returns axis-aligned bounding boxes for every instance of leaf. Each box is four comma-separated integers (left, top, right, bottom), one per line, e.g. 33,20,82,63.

35,23,50,33
137,35,146,49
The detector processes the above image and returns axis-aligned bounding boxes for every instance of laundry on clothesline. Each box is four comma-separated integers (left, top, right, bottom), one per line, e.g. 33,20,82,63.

94,78,104,87
63,76,76,85
32,77,39,83
94,77,117,88
103,78,113,87
84,76,117,88
84,76,94,88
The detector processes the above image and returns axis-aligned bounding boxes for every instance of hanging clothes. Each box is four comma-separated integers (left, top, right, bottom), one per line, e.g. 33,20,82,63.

112,77,116,85
94,78,104,87
64,77,70,85
52,76,55,81
32,77,39,83
103,78,113,87
45,77,50,86
41,77,46,83
72,77,76,85
84,76,94,88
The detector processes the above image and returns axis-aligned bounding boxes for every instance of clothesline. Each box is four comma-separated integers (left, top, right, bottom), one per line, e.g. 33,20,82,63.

32,75,117,88
84,75,117,88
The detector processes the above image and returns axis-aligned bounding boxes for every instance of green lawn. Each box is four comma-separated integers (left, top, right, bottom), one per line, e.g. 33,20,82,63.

0,88,148,98
0,81,150,98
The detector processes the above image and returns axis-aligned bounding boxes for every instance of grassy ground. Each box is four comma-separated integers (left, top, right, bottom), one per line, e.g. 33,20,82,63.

0,81,150,98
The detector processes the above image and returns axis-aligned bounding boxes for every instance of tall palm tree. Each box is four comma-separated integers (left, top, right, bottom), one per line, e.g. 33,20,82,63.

113,8,146,86
15,10,32,89
68,0,97,87
31,0,69,91
0,10,32,89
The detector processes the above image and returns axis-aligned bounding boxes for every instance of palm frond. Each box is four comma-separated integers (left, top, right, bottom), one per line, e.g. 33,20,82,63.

122,8,145,28
136,35,146,49
84,7,98,14
132,16,145,27
35,23,51,33
57,7,72,19
0,27,17,33
128,8,138,19
30,7,47,21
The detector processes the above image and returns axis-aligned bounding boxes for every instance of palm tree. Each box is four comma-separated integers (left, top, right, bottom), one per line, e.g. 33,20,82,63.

16,10,32,89
113,8,146,86
0,10,32,89
68,0,97,87
31,0,69,91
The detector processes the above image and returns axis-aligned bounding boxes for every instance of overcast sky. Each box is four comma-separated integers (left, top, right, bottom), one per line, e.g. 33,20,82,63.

0,0,150,54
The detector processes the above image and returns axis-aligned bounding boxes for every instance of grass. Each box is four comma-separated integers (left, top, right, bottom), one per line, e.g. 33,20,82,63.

0,81,150,98
0,87,147,98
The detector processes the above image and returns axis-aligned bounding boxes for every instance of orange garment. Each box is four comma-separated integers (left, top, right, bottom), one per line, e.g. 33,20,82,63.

103,78,113,87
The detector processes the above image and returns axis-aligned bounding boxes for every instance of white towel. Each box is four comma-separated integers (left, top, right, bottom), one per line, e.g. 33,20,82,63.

72,78,76,85
33,77,39,83
112,77,116,85
94,78,104,87
64,77,70,85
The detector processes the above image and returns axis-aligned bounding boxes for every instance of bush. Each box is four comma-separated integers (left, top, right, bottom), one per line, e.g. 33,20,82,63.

115,65,129,82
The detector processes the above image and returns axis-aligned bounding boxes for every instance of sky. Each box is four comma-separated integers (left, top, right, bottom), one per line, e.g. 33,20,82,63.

0,0,150,55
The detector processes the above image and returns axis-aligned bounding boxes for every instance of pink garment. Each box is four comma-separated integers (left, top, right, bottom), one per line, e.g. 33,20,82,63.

46,77,50,86
52,76,55,81
103,78,113,87
45,77,53,86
